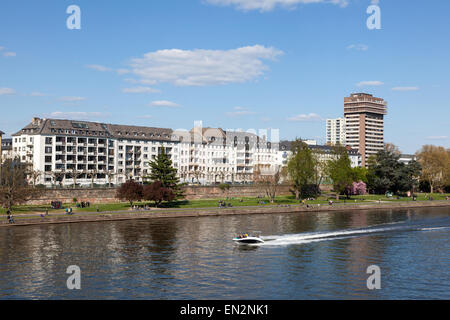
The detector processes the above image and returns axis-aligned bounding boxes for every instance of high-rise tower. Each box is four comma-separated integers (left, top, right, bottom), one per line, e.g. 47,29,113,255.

344,93,387,167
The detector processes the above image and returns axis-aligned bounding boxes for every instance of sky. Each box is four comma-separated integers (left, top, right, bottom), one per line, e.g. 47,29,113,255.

0,0,449,153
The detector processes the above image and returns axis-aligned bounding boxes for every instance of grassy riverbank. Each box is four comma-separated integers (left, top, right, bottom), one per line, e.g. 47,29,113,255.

1,193,449,217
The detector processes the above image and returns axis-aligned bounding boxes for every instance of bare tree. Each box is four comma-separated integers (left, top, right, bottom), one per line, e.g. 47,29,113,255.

106,169,116,188
86,169,98,188
50,170,66,188
0,158,42,210
71,167,83,189
27,168,42,188
417,145,449,194
254,165,282,203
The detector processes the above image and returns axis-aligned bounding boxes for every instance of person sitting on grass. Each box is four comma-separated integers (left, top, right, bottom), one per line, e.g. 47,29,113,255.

6,210,14,224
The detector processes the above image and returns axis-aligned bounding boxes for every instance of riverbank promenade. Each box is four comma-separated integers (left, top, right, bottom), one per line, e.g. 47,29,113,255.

2,199,449,227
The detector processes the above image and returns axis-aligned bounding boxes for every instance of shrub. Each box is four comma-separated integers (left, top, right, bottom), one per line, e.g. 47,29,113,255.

143,181,175,207
116,180,143,206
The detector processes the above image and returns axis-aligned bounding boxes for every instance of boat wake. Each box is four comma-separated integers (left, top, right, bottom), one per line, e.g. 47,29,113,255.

261,223,450,246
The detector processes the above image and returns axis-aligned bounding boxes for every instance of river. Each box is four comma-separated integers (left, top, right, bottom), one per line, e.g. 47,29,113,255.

0,207,449,299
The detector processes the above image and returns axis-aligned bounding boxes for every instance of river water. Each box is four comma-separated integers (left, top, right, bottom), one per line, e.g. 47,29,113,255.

0,207,449,299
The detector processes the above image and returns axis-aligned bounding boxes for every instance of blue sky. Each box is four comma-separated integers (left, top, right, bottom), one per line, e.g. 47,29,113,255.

0,0,449,153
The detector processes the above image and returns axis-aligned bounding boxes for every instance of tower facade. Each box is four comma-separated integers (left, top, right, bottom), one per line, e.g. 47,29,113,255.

344,93,387,167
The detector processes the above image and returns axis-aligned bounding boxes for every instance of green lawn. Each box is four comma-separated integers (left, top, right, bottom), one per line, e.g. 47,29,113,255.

1,193,449,216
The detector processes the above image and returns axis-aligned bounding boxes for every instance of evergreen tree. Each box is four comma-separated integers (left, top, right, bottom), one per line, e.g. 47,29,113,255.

146,146,184,198
368,145,422,195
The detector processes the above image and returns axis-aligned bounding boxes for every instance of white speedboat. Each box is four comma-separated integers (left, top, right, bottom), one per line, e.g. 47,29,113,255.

233,232,264,245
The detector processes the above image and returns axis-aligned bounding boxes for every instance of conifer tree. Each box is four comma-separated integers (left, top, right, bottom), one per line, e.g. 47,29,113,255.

146,146,184,198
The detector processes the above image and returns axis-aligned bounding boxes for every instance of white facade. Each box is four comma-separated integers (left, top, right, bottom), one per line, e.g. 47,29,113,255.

326,118,346,146
12,118,281,187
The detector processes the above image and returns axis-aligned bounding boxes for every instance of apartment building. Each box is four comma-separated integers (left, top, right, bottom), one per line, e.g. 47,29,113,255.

326,118,346,146
344,93,387,167
12,118,280,186
12,118,179,186
278,141,361,168
1,137,13,161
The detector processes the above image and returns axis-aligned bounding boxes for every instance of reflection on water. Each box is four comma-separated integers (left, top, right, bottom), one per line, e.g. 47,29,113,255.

0,207,449,299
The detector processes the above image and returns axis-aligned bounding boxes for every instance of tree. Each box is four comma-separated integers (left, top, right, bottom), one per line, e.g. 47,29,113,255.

349,181,367,196
416,145,450,194
143,181,175,207
368,144,422,195
351,166,368,184
254,165,282,203
218,183,230,196
106,169,116,188
116,179,143,206
50,170,65,188
146,147,184,198
70,167,83,189
325,144,354,200
0,158,42,211
86,169,98,188
27,169,42,188
286,139,320,200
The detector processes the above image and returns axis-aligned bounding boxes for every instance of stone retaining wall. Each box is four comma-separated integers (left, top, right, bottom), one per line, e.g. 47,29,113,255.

26,185,294,205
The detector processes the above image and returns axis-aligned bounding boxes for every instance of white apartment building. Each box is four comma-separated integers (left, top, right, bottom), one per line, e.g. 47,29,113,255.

278,140,362,168
12,118,280,187
1,138,13,161
326,118,346,146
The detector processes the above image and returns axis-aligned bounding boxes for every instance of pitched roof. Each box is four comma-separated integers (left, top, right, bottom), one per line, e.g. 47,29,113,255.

13,118,175,142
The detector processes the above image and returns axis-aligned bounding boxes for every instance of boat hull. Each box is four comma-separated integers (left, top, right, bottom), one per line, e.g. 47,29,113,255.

233,237,264,244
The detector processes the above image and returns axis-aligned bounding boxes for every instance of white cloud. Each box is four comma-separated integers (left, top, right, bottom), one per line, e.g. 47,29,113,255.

86,64,112,72
226,106,257,117
137,115,153,119
0,46,4,51
59,96,87,102
117,69,131,75
149,100,180,108
426,136,448,140
356,80,384,87
392,86,419,91
204,0,348,11
0,88,16,95
126,45,283,87
122,86,161,94
287,113,323,122
30,91,46,97
346,44,369,51
3,52,16,57
48,111,109,120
